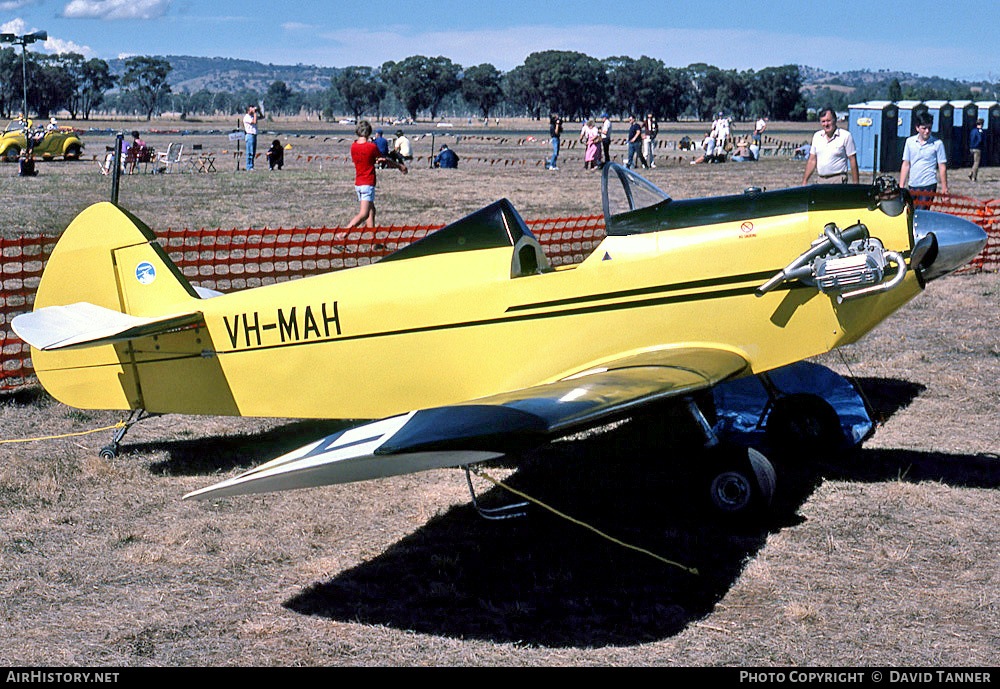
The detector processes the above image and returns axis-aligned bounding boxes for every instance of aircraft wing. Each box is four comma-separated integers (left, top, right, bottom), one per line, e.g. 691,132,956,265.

11,302,204,351
185,346,749,500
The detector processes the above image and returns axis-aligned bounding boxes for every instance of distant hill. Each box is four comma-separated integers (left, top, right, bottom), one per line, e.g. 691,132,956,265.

108,55,340,93
106,55,997,102
798,65,996,98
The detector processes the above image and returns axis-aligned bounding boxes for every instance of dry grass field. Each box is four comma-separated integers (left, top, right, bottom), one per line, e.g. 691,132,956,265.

1,117,998,666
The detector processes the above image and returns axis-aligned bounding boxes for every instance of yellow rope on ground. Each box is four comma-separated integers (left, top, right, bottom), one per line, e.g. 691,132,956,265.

0,421,126,445
469,466,699,575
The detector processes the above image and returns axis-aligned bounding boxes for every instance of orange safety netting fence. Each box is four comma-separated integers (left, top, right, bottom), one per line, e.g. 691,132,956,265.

2,195,998,391
910,191,1000,273
0,214,605,390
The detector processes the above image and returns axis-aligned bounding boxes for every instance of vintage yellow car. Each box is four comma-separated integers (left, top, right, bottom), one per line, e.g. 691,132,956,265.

0,119,84,161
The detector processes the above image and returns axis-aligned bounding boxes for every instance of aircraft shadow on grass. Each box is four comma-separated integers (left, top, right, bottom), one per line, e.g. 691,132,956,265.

275,376,998,648
111,375,998,648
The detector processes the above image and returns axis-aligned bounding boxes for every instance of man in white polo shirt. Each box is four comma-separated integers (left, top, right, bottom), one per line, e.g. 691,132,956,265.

899,112,948,195
801,107,859,185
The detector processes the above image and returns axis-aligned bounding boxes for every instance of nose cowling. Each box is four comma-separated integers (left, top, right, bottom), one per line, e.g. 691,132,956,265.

912,210,988,280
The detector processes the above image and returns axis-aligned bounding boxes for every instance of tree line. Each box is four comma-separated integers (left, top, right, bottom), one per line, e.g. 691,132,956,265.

5,48,986,124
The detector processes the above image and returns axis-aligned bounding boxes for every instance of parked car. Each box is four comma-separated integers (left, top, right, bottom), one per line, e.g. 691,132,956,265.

0,119,84,162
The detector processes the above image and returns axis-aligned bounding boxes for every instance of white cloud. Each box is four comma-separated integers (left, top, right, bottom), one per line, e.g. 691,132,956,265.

44,37,95,57
282,22,314,32
61,0,172,20
1,17,92,58
1,18,29,34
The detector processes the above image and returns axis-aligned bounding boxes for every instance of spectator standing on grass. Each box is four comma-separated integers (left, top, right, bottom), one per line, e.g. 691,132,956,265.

347,120,407,229
583,120,602,170
802,107,859,185
643,113,658,168
900,112,947,195
373,129,389,156
626,115,644,169
753,116,767,146
969,118,984,182
243,105,258,171
713,112,731,149
547,113,562,170
600,114,612,167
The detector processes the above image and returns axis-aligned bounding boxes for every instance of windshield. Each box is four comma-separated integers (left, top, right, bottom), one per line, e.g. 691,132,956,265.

601,163,671,224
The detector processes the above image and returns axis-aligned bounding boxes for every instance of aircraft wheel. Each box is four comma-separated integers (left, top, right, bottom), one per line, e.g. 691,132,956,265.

764,393,843,455
99,444,119,460
64,144,81,160
704,446,775,516
3,146,19,163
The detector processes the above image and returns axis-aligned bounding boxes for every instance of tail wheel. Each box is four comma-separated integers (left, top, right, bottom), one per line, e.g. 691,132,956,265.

705,446,776,516
3,145,20,163
64,144,81,160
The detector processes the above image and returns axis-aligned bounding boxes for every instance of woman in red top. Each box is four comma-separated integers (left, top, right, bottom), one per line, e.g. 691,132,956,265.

348,120,407,228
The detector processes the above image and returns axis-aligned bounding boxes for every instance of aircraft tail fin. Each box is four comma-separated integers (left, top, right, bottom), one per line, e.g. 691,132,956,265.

26,202,204,411
32,202,199,316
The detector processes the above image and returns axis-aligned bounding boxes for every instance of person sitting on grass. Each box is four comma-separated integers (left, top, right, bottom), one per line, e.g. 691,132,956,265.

267,139,284,170
433,144,459,168
18,148,37,177
690,131,717,164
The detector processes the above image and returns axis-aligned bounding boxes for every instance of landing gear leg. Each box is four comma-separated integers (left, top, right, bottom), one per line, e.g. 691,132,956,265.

463,465,529,520
99,409,158,459
685,396,776,517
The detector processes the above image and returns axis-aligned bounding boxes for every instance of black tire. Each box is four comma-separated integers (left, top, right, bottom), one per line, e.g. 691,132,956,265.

64,144,81,160
99,445,118,460
705,446,776,516
3,145,20,163
764,393,843,455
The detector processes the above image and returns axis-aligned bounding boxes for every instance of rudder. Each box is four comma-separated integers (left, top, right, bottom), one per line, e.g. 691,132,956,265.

31,202,200,411
34,202,198,315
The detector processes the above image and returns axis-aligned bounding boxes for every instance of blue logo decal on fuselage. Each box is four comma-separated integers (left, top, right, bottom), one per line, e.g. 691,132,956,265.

136,261,156,285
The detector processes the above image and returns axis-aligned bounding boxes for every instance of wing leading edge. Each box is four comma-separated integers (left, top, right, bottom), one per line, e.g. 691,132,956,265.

184,345,750,500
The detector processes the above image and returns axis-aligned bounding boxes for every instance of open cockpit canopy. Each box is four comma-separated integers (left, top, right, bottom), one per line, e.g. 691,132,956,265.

602,163,911,237
602,163,672,232
381,198,551,277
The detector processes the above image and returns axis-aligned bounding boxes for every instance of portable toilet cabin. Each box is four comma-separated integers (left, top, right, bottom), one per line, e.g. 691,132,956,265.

923,100,956,167
848,101,899,172
975,101,1000,166
950,100,979,166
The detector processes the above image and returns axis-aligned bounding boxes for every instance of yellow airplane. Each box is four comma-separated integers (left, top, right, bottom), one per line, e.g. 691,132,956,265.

12,165,987,516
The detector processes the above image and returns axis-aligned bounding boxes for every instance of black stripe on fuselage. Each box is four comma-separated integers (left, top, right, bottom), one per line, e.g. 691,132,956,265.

211,272,808,356
506,269,777,312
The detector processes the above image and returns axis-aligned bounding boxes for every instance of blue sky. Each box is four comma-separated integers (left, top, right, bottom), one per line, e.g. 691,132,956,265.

2,0,995,81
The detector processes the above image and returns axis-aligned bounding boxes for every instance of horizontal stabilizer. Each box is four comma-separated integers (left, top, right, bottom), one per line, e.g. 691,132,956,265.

12,302,204,351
